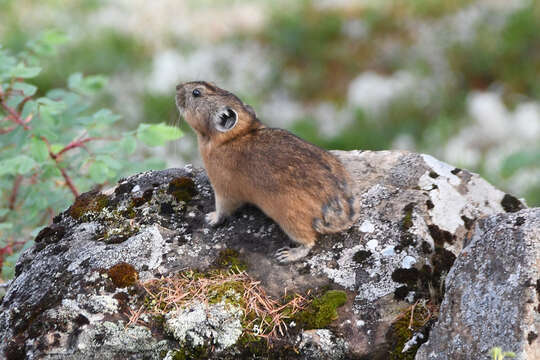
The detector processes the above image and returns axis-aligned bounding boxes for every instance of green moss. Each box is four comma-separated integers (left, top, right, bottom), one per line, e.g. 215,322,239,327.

101,219,139,244
107,262,139,288
207,280,246,306
292,290,347,329
122,205,136,219
69,191,109,219
89,207,141,244
167,177,197,202
236,333,299,358
215,249,248,272
164,346,210,360
236,334,267,355
387,304,433,359
401,203,414,230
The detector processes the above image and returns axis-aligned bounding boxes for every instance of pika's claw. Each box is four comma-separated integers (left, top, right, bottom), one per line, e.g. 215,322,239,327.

205,211,224,227
275,245,311,264
275,247,291,263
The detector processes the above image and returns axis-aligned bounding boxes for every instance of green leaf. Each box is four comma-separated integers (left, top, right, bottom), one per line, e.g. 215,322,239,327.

21,99,37,118
12,82,37,96
88,160,115,184
136,123,183,147
37,108,56,126
10,63,42,79
119,136,137,155
92,108,121,125
96,155,122,170
6,94,25,109
50,144,64,154
0,223,13,230
0,50,17,81
28,29,69,56
1,251,21,280
68,72,108,95
0,155,37,176
22,239,35,250
45,89,83,111
41,163,61,178
37,97,67,115
0,209,9,217
31,123,58,141
28,137,49,162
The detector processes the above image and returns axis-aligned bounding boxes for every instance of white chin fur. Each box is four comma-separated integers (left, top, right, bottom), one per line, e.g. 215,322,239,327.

175,96,184,115
175,103,185,116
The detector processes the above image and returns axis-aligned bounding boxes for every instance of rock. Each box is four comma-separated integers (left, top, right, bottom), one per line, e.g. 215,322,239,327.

0,151,529,359
298,329,348,359
415,209,540,360
165,300,244,351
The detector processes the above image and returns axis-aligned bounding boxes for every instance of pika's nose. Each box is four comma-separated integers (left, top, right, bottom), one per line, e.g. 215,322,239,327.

176,84,182,91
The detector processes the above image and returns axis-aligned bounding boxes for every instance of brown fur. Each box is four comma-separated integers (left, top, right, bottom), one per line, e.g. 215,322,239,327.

176,81,359,262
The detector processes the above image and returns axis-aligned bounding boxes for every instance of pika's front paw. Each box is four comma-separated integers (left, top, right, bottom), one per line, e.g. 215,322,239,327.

275,246,311,264
205,211,224,227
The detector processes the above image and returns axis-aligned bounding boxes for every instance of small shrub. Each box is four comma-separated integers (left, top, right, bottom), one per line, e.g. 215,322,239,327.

0,32,182,280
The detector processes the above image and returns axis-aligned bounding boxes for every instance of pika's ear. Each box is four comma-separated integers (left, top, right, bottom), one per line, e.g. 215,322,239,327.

214,108,238,132
244,104,257,119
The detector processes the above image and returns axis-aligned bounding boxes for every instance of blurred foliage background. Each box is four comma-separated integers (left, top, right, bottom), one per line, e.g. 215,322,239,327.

0,0,539,279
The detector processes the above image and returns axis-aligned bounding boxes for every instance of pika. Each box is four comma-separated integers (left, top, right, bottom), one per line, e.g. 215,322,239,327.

175,81,359,263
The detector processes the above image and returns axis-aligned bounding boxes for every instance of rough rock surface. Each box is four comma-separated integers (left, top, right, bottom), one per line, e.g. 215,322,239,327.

0,150,531,359
416,208,540,360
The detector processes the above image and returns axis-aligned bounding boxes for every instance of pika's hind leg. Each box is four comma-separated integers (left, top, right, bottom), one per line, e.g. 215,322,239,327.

275,227,316,264
206,194,243,227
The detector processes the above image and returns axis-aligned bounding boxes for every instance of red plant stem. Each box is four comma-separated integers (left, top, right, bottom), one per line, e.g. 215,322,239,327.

0,100,31,130
1,88,104,199
0,241,27,266
47,207,54,223
0,125,16,134
40,136,80,198
17,95,33,112
59,166,79,197
56,137,101,158
8,175,23,210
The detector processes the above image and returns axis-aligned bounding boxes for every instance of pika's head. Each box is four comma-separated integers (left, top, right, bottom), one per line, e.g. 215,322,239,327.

175,81,260,141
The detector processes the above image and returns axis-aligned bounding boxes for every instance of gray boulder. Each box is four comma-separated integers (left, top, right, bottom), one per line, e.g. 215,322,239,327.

416,208,540,360
0,150,531,359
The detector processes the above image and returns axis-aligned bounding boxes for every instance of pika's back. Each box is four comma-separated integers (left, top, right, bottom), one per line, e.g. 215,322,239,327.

212,127,360,234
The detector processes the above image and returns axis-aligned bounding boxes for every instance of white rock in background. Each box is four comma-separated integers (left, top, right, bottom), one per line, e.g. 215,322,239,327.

347,71,415,115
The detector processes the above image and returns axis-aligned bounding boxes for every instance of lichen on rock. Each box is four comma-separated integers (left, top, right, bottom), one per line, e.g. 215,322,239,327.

165,300,244,351
416,209,540,360
298,329,348,360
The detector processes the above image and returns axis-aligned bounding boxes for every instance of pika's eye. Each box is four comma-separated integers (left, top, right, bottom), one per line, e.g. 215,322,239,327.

192,89,201,97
